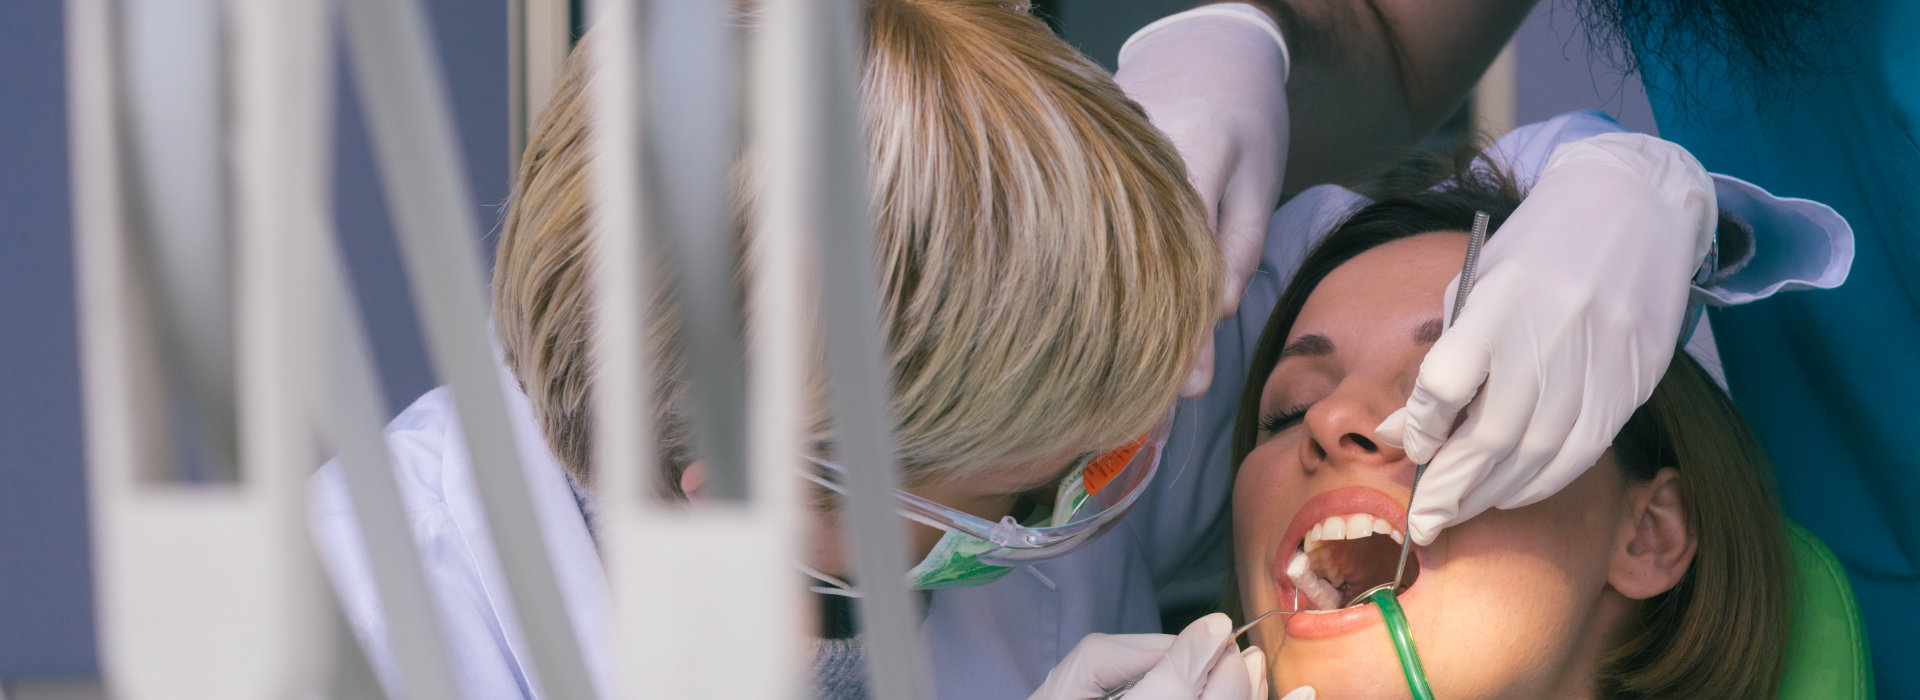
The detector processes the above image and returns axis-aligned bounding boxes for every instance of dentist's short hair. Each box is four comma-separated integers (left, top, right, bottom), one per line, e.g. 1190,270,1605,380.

492,0,1222,496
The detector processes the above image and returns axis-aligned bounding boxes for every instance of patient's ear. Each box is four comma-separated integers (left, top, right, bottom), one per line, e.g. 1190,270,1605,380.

1608,467,1697,599
679,461,707,502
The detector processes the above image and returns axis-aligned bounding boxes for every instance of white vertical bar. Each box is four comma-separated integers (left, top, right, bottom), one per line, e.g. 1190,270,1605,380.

803,0,930,695
227,0,337,688
741,0,814,692
590,0,807,696
510,0,573,172
121,0,238,479
336,0,597,696
1474,40,1519,138
314,235,461,699
644,0,751,501
75,0,337,694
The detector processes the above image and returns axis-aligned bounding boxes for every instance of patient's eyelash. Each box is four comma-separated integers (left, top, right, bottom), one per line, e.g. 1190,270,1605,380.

1259,404,1311,434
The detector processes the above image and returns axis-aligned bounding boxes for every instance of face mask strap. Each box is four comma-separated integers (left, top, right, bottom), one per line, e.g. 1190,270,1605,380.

800,563,863,599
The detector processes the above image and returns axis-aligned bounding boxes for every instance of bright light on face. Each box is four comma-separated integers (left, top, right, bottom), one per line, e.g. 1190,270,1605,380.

1233,232,1654,699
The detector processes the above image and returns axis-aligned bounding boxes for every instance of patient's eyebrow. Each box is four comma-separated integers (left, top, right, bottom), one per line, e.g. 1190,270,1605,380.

1281,334,1334,358
1415,318,1444,344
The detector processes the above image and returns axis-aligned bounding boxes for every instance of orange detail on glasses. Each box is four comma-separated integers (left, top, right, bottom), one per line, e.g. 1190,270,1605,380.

1083,433,1149,495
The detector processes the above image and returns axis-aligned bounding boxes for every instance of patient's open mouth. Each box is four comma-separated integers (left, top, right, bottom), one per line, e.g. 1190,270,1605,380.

1285,512,1420,609
1271,487,1424,614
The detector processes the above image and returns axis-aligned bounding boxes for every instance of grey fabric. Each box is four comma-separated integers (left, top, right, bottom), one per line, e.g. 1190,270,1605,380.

808,635,871,700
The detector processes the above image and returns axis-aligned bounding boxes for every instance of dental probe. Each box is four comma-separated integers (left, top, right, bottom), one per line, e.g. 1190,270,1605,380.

1349,210,1490,608
1096,609,1288,699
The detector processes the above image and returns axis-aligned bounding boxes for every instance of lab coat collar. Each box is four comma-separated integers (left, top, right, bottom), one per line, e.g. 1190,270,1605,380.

437,357,615,698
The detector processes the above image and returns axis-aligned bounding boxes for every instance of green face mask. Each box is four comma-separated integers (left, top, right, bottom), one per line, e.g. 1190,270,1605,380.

804,465,1096,593
904,471,1096,589
903,527,1018,589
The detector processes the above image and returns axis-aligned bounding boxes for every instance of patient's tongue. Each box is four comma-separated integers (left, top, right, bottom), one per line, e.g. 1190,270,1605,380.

1286,550,1343,610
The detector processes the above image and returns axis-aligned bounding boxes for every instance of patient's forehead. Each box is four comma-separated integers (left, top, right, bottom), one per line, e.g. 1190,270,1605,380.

1292,232,1469,344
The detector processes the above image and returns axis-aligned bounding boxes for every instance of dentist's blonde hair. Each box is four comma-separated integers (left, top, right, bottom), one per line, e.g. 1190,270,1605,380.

493,0,1221,494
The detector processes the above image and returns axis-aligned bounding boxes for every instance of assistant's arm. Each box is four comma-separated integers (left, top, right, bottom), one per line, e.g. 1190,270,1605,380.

1121,0,1539,396
1236,0,1537,187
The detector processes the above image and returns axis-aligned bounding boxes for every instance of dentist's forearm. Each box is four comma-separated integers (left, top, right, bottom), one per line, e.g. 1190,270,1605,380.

1218,0,1539,189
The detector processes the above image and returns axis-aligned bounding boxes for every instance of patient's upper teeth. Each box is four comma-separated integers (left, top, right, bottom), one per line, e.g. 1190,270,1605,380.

1346,514,1373,538
1301,512,1409,554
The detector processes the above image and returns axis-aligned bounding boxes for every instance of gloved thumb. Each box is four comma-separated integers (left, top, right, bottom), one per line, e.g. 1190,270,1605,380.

1127,613,1236,696
1028,633,1174,700
1373,408,1408,450
1395,313,1495,464
1405,504,1450,547
1182,335,1218,397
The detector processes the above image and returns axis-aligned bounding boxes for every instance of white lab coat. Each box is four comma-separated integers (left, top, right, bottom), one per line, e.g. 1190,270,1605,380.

309,111,1851,699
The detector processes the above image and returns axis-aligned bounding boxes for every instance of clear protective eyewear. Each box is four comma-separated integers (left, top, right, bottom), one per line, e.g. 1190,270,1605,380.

802,406,1175,566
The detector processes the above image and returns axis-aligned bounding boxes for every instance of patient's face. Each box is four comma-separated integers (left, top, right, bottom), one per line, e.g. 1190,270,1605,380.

1234,233,1639,699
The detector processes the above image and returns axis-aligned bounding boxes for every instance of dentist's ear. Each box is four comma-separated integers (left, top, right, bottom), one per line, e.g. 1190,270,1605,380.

678,461,708,502
1608,468,1697,599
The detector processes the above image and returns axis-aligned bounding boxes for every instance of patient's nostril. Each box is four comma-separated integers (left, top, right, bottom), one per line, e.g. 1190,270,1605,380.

1345,432,1378,452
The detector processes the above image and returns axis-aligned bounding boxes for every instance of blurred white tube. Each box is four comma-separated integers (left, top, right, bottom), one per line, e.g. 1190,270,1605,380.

798,0,933,695
589,1,808,695
314,234,461,699
121,0,238,479
336,0,597,695
73,0,337,694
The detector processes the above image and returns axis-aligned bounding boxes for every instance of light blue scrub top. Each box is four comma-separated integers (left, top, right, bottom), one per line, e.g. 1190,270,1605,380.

1639,1,1920,690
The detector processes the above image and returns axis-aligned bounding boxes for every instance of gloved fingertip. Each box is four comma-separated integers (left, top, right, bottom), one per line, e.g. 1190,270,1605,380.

1181,341,1216,398
1279,686,1316,700
1241,647,1267,700
1240,645,1265,672
1399,412,1458,464
1198,612,1232,638
1400,428,1438,464
1373,410,1406,449
1405,511,1444,547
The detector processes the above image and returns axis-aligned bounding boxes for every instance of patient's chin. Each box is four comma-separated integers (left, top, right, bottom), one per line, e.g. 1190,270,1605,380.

1271,643,1415,700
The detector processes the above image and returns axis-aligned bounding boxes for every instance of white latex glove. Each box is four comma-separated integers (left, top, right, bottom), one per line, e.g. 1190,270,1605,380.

1028,613,1314,700
1116,4,1291,397
1375,133,1718,545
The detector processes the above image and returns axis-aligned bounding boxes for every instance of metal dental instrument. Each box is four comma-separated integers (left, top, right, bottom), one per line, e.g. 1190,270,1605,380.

1097,608,1290,699
1347,210,1490,609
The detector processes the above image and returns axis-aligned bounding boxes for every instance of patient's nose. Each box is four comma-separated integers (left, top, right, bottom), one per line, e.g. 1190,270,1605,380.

1301,389,1408,473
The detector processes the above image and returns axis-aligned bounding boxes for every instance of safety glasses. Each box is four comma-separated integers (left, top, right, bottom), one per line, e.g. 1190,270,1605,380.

803,406,1175,566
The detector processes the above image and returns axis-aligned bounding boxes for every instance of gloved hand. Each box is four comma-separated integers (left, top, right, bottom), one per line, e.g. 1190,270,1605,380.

1116,4,1290,397
1375,132,1718,545
1029,613,1313,700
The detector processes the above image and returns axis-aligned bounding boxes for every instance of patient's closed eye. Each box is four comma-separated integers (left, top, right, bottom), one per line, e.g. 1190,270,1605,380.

1260,405,1310,433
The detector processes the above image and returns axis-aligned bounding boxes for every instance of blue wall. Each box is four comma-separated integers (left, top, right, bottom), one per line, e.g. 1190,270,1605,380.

0,0,90,679
0,0,508,678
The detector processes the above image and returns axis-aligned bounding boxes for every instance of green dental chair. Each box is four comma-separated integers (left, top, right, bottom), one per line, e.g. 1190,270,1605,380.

1778,522,1874,699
